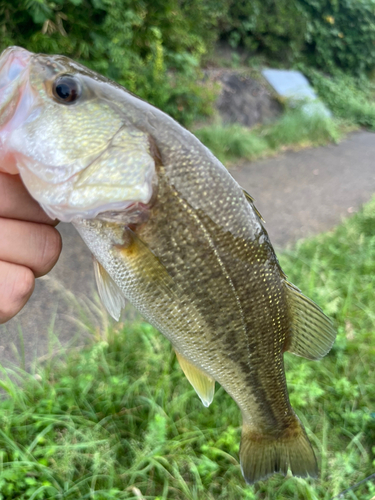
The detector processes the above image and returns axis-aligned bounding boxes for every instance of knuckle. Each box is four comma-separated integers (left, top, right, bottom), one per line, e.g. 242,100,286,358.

0,265,34,323
36,226,62,275
14,266,35,302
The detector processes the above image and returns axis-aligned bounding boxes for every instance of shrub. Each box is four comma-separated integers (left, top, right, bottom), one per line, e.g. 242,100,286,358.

221,0,308,64
0,0,221,125
301,0,375,74
305,67,375,129
221,0,375,75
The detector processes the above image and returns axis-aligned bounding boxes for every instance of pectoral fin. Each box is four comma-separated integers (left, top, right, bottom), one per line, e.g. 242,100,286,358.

115,227,177,294
175,350,215,407
93,257,126,321
284,281,336,360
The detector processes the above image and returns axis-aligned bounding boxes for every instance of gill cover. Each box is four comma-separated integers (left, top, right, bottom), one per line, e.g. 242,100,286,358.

0,47,156,222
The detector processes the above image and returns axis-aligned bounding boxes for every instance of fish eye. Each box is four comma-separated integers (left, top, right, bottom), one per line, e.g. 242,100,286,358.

52,75,81,104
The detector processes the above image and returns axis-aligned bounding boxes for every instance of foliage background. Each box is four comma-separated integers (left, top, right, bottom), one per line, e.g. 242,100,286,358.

0,0,225,125
2,0,375,125
222,0,375,75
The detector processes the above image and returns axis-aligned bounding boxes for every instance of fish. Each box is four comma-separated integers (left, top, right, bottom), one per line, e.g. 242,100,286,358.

0,46,336,484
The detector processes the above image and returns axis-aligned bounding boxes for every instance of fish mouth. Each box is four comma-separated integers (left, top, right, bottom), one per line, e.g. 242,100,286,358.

0,47,33,173
0,47,31,114
0,47,30,86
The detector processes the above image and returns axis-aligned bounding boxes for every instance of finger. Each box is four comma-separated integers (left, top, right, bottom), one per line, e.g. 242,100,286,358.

0,218,62,278
0,172,58,226
0,260,35,324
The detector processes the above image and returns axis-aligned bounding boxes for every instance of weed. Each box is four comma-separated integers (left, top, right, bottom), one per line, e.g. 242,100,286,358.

194,106,342,164
1,199,375,498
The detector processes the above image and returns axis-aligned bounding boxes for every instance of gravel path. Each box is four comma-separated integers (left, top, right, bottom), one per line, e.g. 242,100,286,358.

1,131,374,367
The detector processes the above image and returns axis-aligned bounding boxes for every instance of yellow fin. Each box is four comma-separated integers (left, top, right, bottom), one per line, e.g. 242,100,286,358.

240,415,317,484
285,281,336,360
93,257,126,321
175,350,215,407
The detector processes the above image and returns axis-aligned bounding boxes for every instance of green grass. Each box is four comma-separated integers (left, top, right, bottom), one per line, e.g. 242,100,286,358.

194,106,344,165
1,198,375,499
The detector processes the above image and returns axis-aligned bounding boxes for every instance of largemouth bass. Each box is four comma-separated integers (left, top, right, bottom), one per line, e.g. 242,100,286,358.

0,46,336,484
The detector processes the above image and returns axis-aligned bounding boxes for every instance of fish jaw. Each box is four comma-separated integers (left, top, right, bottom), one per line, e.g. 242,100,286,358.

0,47,31,116
0,47,33,174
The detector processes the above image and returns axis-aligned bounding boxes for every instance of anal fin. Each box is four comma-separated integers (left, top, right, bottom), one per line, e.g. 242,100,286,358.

285,281,336,360
175,350,215,407
93,257,126,321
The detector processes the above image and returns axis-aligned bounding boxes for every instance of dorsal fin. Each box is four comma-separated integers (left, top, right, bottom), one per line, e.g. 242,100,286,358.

175,350,215,407
284,281,336,360
93,257,126,321
243,189,265,222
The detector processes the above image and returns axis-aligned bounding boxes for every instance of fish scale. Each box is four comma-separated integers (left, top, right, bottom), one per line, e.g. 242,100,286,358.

76,169,302,442
0,46,336,484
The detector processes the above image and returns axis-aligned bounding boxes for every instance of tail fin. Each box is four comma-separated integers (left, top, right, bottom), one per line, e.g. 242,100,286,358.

240,416,317,484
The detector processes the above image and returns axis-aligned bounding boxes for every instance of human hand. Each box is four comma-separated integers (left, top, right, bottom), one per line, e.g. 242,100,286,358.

0,173,62,323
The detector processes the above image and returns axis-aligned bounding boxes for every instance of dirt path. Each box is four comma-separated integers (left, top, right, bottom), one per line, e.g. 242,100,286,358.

232,131,375,248
1,131,374,367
